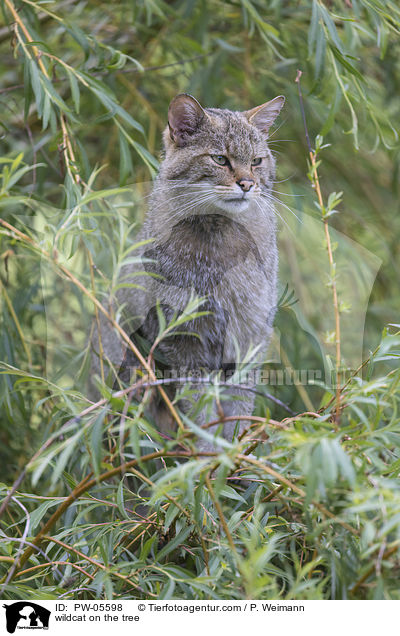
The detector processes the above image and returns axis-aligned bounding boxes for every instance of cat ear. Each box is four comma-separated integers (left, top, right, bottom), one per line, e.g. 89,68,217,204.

245,96,285,135
168,94,207,146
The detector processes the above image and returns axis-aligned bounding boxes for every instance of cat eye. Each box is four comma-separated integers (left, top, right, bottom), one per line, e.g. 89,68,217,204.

211,155,230,166
251,157,263,166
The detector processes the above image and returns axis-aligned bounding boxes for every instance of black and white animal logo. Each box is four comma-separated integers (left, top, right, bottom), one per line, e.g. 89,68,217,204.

3,602,50,633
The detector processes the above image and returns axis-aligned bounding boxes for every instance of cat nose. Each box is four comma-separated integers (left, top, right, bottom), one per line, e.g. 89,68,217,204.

237,178,255,192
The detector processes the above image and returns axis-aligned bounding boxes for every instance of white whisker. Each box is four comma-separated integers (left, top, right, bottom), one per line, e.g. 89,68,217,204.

273,174,295,184
259,191,302,224
254,197,293,235
269,189,304,198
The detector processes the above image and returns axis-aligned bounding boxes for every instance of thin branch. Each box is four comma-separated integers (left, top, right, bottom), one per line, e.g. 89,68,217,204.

125,467,210,575
131,376,295,414
350,542,400,595
295,69,342,425
237,454,358,536
39,535,149,593
320,341,382,413
0,449,216,583
0,55,212,95
15,560,94,582
205,473,238,556
3,0,81,186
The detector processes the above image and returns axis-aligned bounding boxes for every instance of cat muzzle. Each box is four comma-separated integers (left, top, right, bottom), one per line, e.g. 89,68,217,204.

236,178,255,192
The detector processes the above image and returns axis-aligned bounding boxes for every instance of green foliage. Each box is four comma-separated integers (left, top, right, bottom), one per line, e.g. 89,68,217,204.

0,0,400,601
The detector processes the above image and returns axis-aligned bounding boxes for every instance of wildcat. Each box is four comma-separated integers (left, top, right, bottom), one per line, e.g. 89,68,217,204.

92,93,285,450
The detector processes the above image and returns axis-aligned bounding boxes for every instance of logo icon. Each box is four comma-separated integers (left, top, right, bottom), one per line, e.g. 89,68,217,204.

3,603,50,634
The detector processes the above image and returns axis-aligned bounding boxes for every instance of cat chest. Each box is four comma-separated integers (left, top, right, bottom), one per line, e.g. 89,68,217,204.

145,238,277,346
155,244,269,296
151,225,274,294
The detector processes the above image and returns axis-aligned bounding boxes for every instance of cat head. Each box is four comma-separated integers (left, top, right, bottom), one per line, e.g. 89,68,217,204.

160,93,285,214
